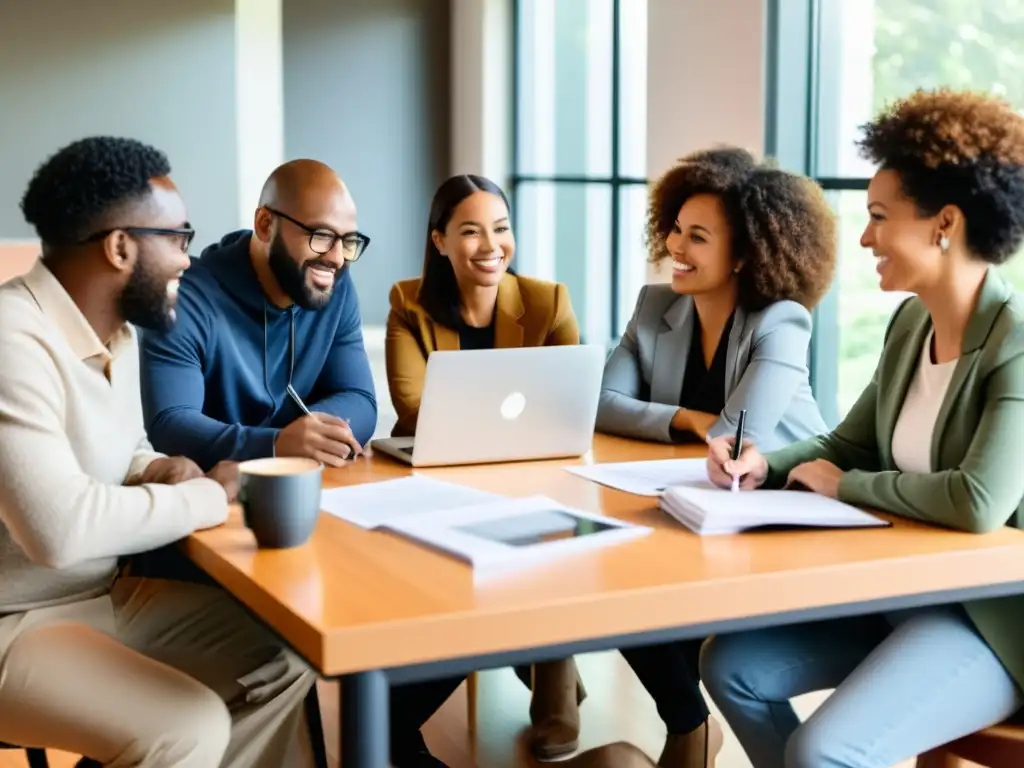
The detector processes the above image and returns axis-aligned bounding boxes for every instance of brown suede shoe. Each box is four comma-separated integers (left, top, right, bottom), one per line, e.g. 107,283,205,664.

561,742,657,768
528,657,587,760
657,716,724,768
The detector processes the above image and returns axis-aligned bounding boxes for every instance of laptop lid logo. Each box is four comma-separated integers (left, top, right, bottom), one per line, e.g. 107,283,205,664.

500,392,526,420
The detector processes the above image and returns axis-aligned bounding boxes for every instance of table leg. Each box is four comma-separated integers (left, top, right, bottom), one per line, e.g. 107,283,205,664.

341,670,390,767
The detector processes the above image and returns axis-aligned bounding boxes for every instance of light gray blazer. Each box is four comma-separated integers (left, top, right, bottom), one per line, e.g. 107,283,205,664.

596,284,828,452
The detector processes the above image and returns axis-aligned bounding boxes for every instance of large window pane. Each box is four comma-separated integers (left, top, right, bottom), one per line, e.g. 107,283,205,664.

617,0,648,178
517,0,613,177
514,182,613,343
832,190,910,414
816,0,1024,178
834,188,1024,415
616,184,650,336
1004,254,1024,290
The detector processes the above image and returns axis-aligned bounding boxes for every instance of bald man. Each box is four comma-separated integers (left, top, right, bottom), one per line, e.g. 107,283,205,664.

138,162,464,766
139,159,377,470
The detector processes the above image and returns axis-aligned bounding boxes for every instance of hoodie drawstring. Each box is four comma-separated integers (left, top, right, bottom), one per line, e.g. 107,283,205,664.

262,304,296,422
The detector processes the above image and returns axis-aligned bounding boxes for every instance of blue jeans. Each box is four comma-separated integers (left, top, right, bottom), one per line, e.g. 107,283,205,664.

700,606,1022,768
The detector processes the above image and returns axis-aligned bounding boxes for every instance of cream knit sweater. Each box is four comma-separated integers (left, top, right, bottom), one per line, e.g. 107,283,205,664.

0,261,227,613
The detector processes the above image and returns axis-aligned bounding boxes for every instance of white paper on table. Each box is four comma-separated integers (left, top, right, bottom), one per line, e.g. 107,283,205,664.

383,494,652,576
320,475,502,529
565,458,713,496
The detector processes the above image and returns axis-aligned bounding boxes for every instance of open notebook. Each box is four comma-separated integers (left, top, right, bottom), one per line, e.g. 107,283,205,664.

660,484,890,536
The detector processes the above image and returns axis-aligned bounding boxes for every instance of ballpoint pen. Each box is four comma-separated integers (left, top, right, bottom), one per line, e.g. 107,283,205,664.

730,409,747,492
286,384,312,416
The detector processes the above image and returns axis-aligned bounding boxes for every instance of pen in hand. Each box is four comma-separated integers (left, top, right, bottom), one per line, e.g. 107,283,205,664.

286,384,363,458
730,409,747,492
286,384,312,416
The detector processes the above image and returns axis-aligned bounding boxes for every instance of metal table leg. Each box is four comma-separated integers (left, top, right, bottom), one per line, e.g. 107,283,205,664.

341,670,390,767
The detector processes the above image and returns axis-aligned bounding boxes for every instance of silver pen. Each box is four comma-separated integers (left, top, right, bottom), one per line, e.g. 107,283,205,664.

286,384,312,416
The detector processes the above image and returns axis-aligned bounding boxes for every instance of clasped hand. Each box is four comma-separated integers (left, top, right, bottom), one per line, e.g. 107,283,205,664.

138,456,204,485
132,456,241,502
783,459,843,498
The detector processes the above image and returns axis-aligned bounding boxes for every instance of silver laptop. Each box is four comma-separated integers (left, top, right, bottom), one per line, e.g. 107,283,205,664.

372,345,605,467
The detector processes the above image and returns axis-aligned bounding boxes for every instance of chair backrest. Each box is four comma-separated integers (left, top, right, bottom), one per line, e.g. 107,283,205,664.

0,743,49,768
0,240,39,284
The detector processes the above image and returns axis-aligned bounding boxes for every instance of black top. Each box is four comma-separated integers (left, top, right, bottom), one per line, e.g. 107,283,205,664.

679,311,734,415
459,319,496,350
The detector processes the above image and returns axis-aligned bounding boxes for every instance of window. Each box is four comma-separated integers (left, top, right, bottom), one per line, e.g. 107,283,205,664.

771,0,1024,421
513,0,648,343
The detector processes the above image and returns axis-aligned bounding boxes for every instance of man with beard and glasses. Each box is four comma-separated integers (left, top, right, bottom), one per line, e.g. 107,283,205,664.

139,159,376,471
138,161,472,766
0,136,317,766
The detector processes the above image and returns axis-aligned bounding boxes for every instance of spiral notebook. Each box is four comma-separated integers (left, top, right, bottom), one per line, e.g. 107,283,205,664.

659,484,890,536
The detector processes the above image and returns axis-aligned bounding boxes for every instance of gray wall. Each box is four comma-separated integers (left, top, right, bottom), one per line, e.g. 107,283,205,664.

0,0,239,248
283,0,452,324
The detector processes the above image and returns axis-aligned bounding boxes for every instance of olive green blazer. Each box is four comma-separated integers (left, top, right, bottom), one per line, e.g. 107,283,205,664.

765,269,1024,687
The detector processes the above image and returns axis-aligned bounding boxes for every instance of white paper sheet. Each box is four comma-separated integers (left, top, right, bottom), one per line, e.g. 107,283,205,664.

565,458,713,496
320,475,502,529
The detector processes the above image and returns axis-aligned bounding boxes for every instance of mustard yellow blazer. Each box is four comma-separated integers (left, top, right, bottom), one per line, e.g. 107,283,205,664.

385,273,580,436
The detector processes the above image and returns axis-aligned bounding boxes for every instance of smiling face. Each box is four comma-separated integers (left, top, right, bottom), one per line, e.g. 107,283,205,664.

432,191,514,290
664,193,738,296
860,168,951,294
117,178,192,331
256,181,359,310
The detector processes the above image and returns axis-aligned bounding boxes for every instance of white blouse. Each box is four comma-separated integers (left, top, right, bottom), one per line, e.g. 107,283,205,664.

890,330,958,474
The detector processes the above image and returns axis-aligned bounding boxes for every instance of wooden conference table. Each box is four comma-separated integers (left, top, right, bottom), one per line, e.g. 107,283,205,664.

183,434,1024,767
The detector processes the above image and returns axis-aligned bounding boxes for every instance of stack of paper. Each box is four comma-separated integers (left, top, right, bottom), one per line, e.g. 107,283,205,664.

566,458,713,496
659,484,890,536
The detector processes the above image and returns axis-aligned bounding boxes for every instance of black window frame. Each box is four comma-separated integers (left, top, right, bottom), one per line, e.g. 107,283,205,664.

767,0,874,428
508,0,863,423
509,0,649,340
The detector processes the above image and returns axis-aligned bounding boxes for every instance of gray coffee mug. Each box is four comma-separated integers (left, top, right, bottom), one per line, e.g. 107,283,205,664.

237,458,323,548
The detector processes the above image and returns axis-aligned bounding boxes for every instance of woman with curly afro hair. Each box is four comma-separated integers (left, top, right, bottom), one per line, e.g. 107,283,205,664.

702,89,1024,768
596,146,836,452
581,147,837,768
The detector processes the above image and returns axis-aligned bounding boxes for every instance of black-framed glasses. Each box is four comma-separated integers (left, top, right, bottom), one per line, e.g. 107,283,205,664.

81,226,195,254
264,206,370,261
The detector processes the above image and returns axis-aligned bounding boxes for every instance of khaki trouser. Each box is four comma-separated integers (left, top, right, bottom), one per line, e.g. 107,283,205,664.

0,576,316,767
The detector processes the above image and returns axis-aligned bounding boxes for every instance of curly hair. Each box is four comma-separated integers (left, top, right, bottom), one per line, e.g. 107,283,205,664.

646,146,837,311
858,88,1024,264
21,136,172,247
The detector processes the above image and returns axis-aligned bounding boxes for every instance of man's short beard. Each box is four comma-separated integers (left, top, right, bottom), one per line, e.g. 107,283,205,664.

268,233,339,310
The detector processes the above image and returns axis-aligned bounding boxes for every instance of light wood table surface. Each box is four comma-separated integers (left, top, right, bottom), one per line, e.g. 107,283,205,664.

183,434,1024,766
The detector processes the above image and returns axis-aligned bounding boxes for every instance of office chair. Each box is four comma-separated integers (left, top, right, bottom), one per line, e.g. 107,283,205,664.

917,720,1024,767
0,743,103,767
0,743,48,768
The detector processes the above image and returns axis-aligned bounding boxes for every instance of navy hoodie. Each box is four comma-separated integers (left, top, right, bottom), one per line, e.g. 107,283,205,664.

139,230,377,470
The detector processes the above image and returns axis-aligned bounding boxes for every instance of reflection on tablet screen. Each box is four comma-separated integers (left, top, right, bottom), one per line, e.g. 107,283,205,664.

454,510,619,547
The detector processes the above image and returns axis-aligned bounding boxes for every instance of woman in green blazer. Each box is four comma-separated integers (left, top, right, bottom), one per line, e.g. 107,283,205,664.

699,88,1024,768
